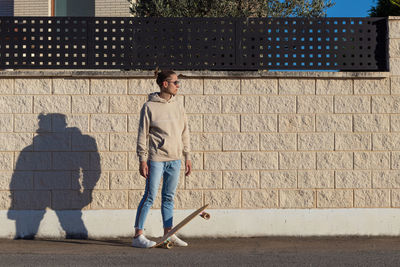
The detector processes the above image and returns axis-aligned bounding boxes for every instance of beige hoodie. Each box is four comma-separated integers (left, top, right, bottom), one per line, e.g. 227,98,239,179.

137,92,190,162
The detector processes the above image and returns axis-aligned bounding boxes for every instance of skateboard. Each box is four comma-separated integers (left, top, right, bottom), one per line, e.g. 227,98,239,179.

151,204,210,249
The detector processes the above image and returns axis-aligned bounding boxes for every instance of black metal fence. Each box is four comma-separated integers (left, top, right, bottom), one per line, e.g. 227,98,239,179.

0,17,388,71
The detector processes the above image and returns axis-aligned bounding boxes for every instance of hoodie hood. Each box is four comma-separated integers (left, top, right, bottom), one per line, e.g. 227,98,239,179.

148,92,177,103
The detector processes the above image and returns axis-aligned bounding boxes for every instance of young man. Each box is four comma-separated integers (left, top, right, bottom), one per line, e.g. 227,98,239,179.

132,70,192,248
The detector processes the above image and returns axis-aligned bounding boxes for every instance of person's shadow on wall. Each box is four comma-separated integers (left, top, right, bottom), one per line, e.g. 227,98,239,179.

7,113,100,239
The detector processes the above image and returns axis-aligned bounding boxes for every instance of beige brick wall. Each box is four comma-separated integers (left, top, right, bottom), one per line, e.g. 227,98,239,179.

0,71,394,211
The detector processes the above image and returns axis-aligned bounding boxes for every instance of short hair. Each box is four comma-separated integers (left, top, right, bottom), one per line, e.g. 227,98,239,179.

155,69,176,88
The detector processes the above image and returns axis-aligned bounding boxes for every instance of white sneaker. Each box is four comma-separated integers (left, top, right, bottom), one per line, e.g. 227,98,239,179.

168,234,188,247
132,235,156,248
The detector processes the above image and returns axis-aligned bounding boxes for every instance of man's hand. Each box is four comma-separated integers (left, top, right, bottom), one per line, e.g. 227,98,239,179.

185,160,192,176
139,161,149,178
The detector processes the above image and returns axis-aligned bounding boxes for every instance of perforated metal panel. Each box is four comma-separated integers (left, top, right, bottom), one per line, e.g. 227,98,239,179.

0,17,389,71
0,17,88,68
130,18,236,70
237,17,388,70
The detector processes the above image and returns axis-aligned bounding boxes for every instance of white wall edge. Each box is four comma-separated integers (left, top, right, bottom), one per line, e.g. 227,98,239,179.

2,209,400,239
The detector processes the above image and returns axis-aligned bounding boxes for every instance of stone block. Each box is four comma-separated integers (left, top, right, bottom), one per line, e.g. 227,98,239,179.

336,170,371,188
72,133,108,152
279,114,314,132
390,58,400,76
110,95,145,114
241,79,278,94
392,152,400,169
389,20,400,38
335,96,370,114
372,96,400,113
317,190,353,208
204,152,241,170
11,190,51,210
191,133,222,151
354,152,390,170
260,133,296,151
110,133,136,152
91,114,127,133
185,96,221,113
186,171,222,189
316,79,352,95
0,133,32,151
53,79,89,94
204,190,240,208
390,115,400,131
241,114,277,132
204,79,240,94
0,191,11,210
279,79,315,95
54,114,89,133
261,171,297,188
373,171,400,188
94,152,127,171
188,114,203,132
298,170,334,188
109,171,145,189
14,114,49,133
260,96,296,113
223,171,259,189
52,190,92,210
316,114,352,132
373,133,400,150
128,79,157,95
0,171,33,190
204,115,240,132
34,96,71,113
33,133,70,151
242,190,278,208
354,79,390,95
91,79,127,94
15,78,51,94
298,133,334,151
14,152,51,171
242,152,278,170
391,190,400,207
179,79,203,95
280,190,315,208
128,114,140,133
0,79,13,94
354,189,390,208
34,171,71,190
297,96,333,113
279,152,316,170
91,190,128,209
175,190,203,209
72,96,108,113
71,170,109,190
317,152,353,170
0,96,32,113
222,96,259,113
353,114,389,132
335,133,371,151
391,77,400,94
0,115,13,133
52,152,90,171
223,133,259,151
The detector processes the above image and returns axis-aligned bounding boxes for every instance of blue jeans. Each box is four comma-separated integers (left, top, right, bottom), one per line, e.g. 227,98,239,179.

134,160,181,229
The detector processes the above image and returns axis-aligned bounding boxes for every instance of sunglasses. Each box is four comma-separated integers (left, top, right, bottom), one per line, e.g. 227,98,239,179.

167,80,181,86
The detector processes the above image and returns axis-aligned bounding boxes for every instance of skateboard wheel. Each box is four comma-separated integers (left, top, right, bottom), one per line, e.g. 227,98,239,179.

200,211,210,220
165,241,172,249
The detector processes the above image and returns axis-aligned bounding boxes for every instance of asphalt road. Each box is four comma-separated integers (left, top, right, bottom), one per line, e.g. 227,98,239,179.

1,237,400,266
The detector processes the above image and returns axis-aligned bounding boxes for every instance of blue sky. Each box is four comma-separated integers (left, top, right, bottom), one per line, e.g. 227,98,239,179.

326,0,376,17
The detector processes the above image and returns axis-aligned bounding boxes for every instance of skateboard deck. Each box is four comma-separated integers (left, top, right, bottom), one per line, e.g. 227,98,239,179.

151,203,210,249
